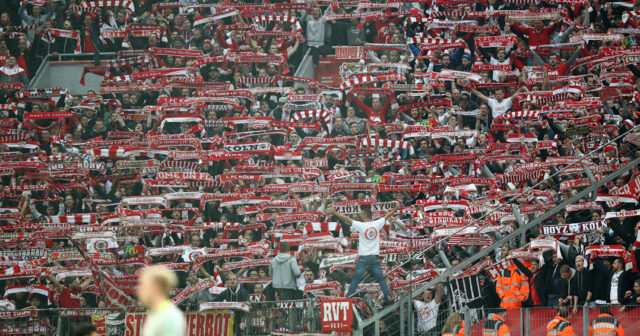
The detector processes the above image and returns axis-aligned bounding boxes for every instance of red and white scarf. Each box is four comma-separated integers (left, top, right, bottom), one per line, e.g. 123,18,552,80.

194,10,239,26
82,0,135,12
46,29,81,54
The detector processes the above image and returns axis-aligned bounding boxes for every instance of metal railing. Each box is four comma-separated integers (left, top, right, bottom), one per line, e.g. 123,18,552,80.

3,304,639,335
463,306,640,336
0,301,324,336
354,124,640,335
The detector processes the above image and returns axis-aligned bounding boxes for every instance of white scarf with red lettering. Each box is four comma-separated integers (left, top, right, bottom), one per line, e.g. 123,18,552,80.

193,10,238,26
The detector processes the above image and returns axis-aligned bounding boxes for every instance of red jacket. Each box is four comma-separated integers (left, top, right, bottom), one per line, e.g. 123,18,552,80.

511,22,559,46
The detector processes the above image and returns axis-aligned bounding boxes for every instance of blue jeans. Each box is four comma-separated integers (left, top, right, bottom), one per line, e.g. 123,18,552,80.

346,255,392,299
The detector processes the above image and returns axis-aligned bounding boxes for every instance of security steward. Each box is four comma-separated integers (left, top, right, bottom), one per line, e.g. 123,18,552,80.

589,306,624,336
496,261,530,308
482,308,511,336
547,307,576,336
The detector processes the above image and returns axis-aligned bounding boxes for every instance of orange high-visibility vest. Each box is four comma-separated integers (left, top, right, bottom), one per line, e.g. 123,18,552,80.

495,265,530,308
589,314,624,336
482,314,511,336
546,316,576,336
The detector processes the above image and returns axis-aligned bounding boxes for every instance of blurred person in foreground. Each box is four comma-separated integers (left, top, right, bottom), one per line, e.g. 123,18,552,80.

75,324,98,336
137,265,185,336
441,312,465,336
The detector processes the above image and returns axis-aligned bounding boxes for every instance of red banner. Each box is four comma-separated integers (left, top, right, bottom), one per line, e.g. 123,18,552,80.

124,312,233,336
321,298,353,332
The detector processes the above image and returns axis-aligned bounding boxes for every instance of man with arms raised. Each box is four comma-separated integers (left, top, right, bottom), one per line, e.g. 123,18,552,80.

329,203,404,304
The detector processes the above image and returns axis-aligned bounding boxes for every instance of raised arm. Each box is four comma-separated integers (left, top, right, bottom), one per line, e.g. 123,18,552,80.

351,93,371,114
383,204,401,220
512,257,533,278
556,24,574,44
287,40,300,59
80,276,93,290
329,206,353,225
44,1,55,22
470,87,489,104
565,47,581,67
19,3,30,23
515,85,528,94
434,282,444,304
542,67,550,91
531,49,545,66
389,216,408,231
49,272,64,293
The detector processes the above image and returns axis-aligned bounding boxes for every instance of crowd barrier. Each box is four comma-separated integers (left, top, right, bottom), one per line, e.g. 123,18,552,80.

0,300,326,336
3,304,640,335
467,306,640,336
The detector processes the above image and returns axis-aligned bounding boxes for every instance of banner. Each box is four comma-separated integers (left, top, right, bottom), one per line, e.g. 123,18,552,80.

540,221,607,235
449,274,485,323
124,311,234,336
607,174,640,208
91,314,108,336
321,298,353,331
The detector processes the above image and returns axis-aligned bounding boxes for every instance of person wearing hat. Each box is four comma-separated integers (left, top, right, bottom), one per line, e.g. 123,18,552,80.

456,55,473,72
202,39,213,55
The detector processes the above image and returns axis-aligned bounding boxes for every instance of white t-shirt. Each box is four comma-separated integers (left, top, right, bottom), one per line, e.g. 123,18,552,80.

487,97,513,119
415,299,438,332
352,218,387,256
610,271,622,304
490,57,511,82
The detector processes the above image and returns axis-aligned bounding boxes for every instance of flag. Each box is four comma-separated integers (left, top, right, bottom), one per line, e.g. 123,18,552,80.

448,274,484,322
67,234,136,309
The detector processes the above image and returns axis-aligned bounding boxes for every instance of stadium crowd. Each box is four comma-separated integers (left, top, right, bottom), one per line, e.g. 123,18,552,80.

1,0,640,335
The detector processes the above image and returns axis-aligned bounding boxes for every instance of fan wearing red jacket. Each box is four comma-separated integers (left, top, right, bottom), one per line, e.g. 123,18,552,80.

349,93,396,123
508,17,561,47
531,48,581,79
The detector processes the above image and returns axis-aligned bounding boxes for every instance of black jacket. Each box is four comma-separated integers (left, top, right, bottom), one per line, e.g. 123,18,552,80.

514,255,552,306
545,261,569,300
570,269,591,305
593,258,635,304
214,285,249,302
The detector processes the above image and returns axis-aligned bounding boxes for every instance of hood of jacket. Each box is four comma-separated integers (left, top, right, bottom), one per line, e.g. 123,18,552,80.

274,253,293,263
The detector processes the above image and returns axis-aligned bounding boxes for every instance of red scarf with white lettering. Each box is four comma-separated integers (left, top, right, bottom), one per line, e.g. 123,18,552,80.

46,29,81,54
